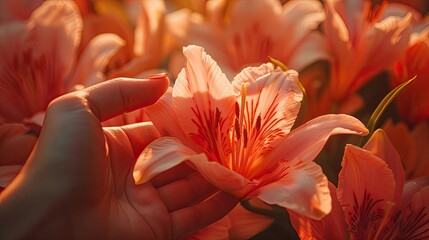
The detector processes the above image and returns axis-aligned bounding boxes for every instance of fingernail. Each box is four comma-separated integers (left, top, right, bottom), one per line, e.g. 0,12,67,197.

145,72,168,80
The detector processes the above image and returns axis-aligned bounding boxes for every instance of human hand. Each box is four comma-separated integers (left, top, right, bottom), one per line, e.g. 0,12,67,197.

0,75,238,239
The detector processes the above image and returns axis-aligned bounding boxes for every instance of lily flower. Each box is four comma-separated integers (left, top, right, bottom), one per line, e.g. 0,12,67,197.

133,45,368,219
0,1,124,125
290,129,429,239
106,0,173,79
324,0,413,102
168,0,329,78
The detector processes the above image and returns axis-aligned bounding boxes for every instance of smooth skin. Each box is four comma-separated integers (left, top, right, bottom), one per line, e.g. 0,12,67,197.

0,75,238,239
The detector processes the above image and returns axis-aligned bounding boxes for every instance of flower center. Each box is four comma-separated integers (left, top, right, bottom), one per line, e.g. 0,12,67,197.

230,82,254,176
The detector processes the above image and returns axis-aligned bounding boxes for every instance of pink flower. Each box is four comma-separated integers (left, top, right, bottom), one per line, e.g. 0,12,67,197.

133,45,368,219
324,0,413,102
290,129,429,239
168,0,329,78
0,1,124,125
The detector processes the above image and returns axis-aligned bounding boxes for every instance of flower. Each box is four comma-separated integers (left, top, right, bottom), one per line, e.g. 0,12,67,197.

133,45,368,219
0,1,124,125
290,129,429,239
106,0,174,79
168,0,329,78
324,0,413,102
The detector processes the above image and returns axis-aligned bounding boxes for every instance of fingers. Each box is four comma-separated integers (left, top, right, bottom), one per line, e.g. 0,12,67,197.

117,122,161,157
151,162,195,188
157,172,217,212
171,191,238,239
84,74,169,121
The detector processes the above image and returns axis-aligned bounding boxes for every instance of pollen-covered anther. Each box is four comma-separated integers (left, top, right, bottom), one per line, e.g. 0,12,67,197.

256,115,262,132
243,128,248,148
234,119,240,140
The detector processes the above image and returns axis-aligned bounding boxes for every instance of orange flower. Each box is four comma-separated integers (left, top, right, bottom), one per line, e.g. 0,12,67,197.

134,45,368,220
168,0,329,78
290,129,429,239
0,1,124,125
324,0,413,102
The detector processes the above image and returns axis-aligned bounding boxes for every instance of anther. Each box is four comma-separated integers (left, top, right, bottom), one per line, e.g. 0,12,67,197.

256,115,261,132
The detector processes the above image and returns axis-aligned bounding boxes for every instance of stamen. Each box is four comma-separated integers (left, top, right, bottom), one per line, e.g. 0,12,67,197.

235,102,240,118
239,83,250,130
256,115,261,132
243,128,248,148
234,119,240,140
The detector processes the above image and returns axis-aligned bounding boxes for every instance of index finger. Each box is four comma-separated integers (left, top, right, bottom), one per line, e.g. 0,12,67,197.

70,73,169,121
83,74,169,121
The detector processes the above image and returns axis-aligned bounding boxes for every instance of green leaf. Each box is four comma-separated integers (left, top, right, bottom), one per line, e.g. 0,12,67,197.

360,75,416,146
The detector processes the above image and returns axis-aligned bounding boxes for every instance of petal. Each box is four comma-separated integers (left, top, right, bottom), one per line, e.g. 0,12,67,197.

26,1,82,78
363,129,404,201
287,32,331,71
338,144,396,231
240,67,303,139
289,182,346,239
173,45,236,162
0,22,30,122
354,13,413,88
324,0,365,44
133,137,252,197
68,33,125,87
231,63,275,94
134,0,165,56
228,202,274,239
248,161,331,220
145,88,200,151
321,183,347,240
277,0,326,64
190,214,231,240
232,68,304,177
133,137,197,184
266,114,368,163
388,177,429,239
0,165,21,188
382,120,417,179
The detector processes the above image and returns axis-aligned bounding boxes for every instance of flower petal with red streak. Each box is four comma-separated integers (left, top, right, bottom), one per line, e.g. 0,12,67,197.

363,129,404,201
248,161,331,220
338,144,396,232
173,45,236,161
133,137,252,196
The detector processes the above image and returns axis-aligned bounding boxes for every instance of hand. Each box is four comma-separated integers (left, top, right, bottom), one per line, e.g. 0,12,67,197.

0,76,238,239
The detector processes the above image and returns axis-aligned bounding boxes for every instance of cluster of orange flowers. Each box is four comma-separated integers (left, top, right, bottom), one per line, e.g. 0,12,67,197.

0,0,428,239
